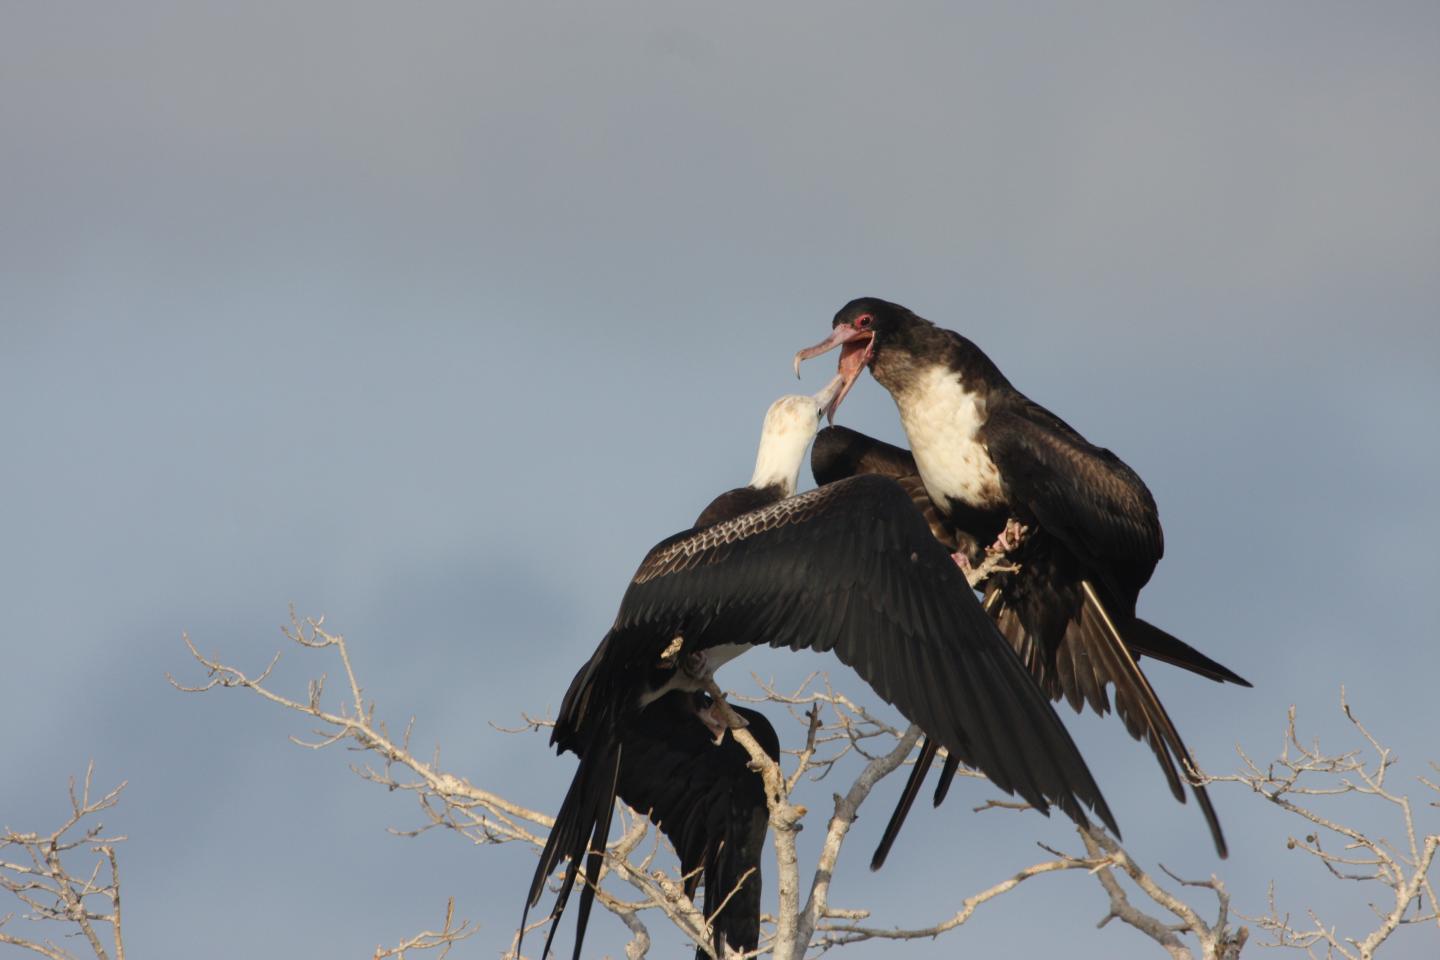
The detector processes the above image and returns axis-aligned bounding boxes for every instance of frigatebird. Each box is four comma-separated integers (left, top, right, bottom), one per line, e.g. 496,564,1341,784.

797,300,1251,863
523,379,1118,959
614,690,780,959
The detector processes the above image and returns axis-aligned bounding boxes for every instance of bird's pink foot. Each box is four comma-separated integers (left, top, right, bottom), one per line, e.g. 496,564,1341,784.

988,519,1029,555
952,551,973,572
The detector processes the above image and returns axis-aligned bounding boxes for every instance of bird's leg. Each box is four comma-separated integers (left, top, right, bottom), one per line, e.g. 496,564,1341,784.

692,693,745,745
988,518,1029,555
952,551,973,572
1007,517,1028,548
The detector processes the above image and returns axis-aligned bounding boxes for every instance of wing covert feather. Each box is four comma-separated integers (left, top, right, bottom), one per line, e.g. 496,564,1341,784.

617,475,1116,833
982,400,1163,597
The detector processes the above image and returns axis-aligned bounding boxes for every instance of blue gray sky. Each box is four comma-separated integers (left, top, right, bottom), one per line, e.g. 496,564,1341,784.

3,3,1438,958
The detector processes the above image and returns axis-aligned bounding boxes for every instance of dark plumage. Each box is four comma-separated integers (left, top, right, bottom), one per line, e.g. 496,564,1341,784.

524,472,1120,958
694,482,787,530
811,424,971,556
616,691,779,959
797,297,1252,863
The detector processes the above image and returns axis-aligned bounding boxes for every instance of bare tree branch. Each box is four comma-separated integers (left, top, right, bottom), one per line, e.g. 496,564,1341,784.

165,613,1437,960
810,843,1102,952
0,764,126,960
1202,690,1440,960
1076,825,1245,960
370,898,476,959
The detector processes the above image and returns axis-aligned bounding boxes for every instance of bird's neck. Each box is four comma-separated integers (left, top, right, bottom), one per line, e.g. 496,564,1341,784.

749,438,806,497
871,321,1009,401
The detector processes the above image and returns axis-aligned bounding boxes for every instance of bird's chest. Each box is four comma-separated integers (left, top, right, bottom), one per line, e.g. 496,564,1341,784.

897,371,1007,512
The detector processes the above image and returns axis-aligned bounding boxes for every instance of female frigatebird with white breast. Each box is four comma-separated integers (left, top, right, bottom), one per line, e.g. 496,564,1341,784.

522,376,1119,960
796,299,1251,863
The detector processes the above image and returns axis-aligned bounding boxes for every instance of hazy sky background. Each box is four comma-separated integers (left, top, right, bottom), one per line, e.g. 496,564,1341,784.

3,3,1438,958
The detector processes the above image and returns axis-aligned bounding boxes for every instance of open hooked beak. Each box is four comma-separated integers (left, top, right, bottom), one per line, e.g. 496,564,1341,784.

792,325,875,423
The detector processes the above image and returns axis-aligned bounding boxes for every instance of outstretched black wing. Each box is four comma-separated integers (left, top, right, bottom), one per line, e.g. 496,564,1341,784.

618,693,779,959
526,473,1122,958
616,474,1117,836
816,425,1248,863
810,428,978,869
812,425,967,554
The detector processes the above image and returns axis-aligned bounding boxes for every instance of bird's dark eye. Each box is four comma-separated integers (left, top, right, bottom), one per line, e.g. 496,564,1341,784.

856,315,873,329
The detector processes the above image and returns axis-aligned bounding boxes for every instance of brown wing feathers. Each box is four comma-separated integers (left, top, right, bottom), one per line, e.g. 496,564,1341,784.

1078,581,1226,852
815,426,1243,865
620,474,1117,838
983,551,1231,857
616,693,779,959
529,474,1118,955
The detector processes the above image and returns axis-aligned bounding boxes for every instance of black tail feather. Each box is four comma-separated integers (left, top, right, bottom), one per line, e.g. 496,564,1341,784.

870,738,938,870
520,741,623,960
1081,582,1229,858
700,803,770,959
566,780,618,960
1127,618,1252,687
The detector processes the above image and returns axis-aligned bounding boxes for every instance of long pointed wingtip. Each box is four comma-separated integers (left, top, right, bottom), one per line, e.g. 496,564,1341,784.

931,754,960,807
1100,801,1122,839
870,738,937,871
1193,779,1229,859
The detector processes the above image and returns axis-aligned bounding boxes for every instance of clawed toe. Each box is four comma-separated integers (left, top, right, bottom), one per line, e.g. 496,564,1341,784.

988,519,1029,554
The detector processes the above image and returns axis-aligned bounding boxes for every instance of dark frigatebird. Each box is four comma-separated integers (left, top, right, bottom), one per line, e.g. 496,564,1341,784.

523,379,1118,959
797,300,1250,863
614,690,780,960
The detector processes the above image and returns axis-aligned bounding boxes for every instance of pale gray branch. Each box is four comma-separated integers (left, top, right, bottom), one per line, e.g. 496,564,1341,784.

1204,690,1439,959
0,765,126,960
166,611,1438,960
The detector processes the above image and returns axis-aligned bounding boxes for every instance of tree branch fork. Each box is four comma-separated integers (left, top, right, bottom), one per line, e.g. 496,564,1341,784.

11,610,1433,959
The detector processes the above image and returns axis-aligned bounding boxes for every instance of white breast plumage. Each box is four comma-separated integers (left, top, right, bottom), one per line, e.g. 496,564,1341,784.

896,366,1006,510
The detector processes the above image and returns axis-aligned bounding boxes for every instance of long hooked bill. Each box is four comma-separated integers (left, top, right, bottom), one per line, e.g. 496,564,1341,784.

793,325,875,423
793,323,872,378
811,372,846,414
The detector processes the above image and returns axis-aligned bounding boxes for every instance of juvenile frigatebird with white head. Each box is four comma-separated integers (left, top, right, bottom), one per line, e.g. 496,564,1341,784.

796,297,1250,863
522,373,1119,959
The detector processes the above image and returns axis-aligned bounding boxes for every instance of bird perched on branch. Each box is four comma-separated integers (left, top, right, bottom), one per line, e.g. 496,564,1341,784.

523,375,1117,959
796,297,1250,866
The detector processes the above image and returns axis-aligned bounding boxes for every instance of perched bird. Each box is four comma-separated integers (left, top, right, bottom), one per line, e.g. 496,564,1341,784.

797,299,1250,864
523,377,1118,959
614,690,780,960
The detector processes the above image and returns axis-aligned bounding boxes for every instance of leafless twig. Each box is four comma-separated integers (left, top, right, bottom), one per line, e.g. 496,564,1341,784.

167,612,1437,960
1205,690,1440,960
370,897,476,959
169,610,722,957
0,764,126,960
